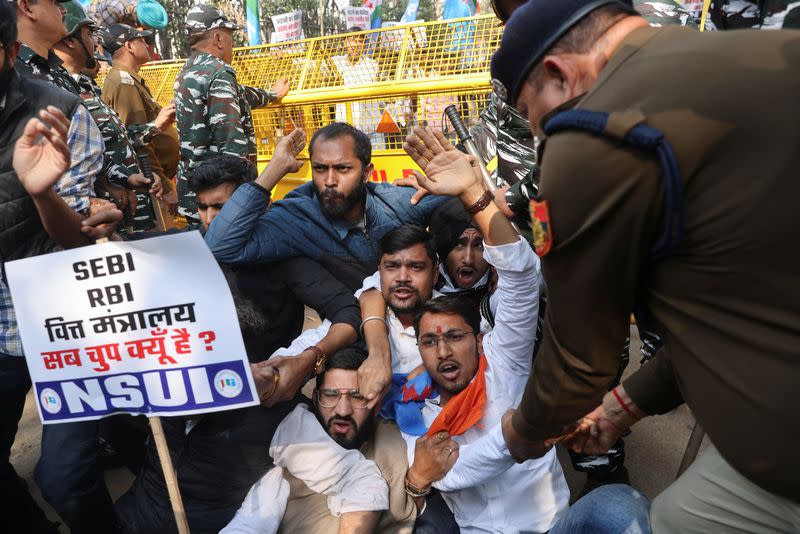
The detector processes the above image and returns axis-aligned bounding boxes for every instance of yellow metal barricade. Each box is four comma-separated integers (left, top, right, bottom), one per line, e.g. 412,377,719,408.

131,15,502,198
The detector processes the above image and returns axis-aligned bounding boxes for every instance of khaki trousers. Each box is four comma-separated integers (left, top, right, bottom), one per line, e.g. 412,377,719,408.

651,445,800,533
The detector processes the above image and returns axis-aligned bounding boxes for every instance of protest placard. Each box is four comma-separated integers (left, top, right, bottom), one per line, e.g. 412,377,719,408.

345,6,371,30
270,10,304,43
6,231,258,425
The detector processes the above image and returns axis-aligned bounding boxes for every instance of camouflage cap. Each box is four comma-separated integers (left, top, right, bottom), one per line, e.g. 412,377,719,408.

185,4,240,35
102,23,154,53
63,1,97,36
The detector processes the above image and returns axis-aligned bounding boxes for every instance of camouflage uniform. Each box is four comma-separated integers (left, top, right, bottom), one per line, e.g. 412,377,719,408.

679,0,798,30
15,44,82,96
174,4,279,224
635,0,699,27
74,74,159,232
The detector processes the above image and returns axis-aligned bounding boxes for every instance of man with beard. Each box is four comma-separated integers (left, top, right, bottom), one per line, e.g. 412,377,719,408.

205,122,450,293
222,347,402,534
275,225,442,404
205,122,451,405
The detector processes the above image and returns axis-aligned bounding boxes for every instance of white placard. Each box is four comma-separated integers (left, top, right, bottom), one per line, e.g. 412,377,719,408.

345,6,371,30
6,232,258,424
270,10,304,43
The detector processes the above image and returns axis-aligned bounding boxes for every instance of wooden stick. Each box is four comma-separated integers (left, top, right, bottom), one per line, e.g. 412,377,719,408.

150,193,168,232
150,416,191,534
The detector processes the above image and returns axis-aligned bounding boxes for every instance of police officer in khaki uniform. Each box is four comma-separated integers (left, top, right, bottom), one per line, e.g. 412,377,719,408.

102,23,180,220
407,0,800,531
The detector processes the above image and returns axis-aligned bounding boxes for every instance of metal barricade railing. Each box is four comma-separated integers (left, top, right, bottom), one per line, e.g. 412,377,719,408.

121,15,502,195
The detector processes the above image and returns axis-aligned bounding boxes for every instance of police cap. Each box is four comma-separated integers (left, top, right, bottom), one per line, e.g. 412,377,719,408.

490,0,638,106
102,23,153,53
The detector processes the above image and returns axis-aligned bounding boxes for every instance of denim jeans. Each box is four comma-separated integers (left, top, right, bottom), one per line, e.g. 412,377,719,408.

550,484,652,534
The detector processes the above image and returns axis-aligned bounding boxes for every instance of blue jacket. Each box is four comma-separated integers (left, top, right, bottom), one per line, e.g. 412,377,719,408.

205,181,448,288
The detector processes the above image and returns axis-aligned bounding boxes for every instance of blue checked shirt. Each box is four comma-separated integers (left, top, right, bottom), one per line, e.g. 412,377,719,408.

0,105,101,357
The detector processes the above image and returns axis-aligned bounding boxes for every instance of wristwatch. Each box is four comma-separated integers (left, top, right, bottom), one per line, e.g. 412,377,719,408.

305,346,327,378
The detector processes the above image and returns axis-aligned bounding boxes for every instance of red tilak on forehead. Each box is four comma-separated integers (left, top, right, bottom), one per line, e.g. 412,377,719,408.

435,326,442,334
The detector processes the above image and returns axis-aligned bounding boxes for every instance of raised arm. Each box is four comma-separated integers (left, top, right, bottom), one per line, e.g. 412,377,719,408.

204,129,305,263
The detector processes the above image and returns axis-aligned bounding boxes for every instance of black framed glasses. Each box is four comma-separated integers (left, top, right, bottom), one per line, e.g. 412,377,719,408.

418,330,475,352
316,388,369,409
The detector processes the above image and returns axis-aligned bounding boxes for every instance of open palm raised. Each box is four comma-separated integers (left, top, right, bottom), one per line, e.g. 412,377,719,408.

13,106,72,198
403,126,483,197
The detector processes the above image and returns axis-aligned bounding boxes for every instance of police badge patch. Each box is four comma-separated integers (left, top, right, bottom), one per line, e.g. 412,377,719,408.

530,199,553,257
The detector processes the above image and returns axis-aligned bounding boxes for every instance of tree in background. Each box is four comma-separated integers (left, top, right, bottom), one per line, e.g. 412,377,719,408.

153,0,465,59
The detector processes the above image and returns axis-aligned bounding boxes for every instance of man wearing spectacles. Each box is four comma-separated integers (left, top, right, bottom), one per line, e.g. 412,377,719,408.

223,347,415,534
394,126,572,533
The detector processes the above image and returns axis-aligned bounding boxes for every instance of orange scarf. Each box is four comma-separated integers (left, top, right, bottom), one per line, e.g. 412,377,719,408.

426,354,488,437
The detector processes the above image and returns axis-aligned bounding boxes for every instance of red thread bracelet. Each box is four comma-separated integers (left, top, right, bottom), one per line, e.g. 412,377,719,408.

612,387,640,422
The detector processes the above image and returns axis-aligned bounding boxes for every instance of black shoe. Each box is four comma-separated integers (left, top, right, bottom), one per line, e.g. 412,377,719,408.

575,465,631,503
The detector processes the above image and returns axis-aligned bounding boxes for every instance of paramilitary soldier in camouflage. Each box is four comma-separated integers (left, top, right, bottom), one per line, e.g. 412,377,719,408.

54,1,166,232
174,4,290,225
13,0,81,95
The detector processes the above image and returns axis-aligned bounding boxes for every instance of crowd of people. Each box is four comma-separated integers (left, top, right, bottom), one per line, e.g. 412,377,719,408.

1,0,799,533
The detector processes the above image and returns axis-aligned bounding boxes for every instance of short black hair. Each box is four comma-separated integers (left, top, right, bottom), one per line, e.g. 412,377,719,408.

414,294,481,339
315,346,368,390
1,1,17,50
187,154,257,193
379,225,437,264
309,122,371,171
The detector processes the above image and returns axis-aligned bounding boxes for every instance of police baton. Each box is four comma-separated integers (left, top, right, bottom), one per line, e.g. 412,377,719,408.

444,105,497,193
137,151,169,233
445,105,519,233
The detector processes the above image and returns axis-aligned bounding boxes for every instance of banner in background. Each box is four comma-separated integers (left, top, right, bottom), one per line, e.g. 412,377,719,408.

362,0,383,28
270,10,305,43
6,232,258,424
246,0,262,45
400,0,420,22
345,6,372,30
443,0,476,19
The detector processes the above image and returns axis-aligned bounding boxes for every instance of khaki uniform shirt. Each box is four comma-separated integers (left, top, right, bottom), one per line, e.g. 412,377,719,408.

279,420,416,534
102,65,178,193
514,26,800,502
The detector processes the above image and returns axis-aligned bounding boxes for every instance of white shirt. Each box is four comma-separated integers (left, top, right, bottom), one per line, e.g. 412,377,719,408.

331,54,381,133
221,404,389,534
401,237,570,534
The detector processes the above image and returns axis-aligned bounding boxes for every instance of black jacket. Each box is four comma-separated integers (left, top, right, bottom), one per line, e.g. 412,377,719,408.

0,72,82,274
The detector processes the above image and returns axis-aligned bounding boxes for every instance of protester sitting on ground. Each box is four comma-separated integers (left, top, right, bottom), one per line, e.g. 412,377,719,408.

273,225,443,403
391,143,570,530
113,152,366,534
266,225,460,532
223,347,411,534
204,122,452,405
204,122,450,291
